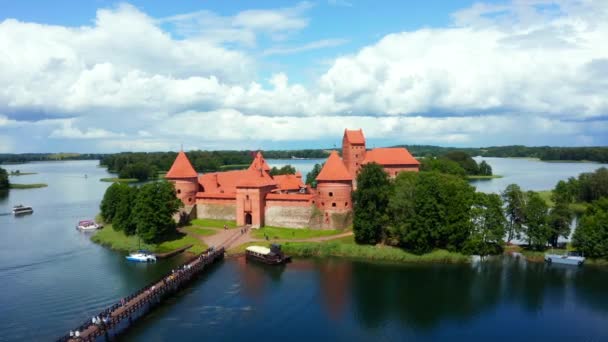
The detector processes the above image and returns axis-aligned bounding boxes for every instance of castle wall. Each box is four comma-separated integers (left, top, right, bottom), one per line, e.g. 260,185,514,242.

316,181,352,211
196,198,236,220
382,165,420,178
169,178,198,206
265,201,313,228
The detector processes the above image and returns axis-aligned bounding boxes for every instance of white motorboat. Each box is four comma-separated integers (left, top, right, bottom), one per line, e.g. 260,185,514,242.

126,250,157,263
76,220,102,231
12,205,33,215
545,251,585,266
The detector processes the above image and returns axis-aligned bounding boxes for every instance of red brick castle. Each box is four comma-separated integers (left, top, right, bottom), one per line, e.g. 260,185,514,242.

166,129,419,229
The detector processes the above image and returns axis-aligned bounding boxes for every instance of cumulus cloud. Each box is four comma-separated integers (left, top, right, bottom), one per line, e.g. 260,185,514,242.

0,1,607,152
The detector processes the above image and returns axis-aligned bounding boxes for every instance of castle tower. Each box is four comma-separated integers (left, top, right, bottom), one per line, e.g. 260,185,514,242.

237,152,276,228
315,151,353,228
165,150,199,206
248,151,271,174
342,129,366,183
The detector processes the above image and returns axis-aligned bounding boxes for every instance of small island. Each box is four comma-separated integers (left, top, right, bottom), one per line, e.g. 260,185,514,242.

10,183,48,189
100,177,139,183
1,166,47,190
9,170,38,176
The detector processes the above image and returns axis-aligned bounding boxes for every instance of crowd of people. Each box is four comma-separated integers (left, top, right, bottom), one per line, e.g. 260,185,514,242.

58,246,223,341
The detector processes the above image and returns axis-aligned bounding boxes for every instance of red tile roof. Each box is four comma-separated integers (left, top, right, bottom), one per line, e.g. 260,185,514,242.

196,192,236,199
165,151,198,179
199,170,249,194
316,151,353,182
248,151,271,172
237,169,277,188
273,174,304,191
266,193,314,201
344,129,365,145
363,148,420,166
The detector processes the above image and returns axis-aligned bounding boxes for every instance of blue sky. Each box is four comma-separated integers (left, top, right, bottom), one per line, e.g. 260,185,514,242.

0,0,607,152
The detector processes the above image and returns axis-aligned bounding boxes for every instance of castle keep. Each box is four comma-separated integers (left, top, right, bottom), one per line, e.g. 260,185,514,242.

166,129,420,229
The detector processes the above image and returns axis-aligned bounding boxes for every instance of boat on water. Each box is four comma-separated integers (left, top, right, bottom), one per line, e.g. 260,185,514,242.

245,244,291,265
12,205,33,215
545,251,585,266
126,250,157,263
76,220,102,231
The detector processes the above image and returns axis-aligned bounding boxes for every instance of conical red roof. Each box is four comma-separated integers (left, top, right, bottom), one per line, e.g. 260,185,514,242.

165,151,198,179
316,151,352,182
248,151,271,172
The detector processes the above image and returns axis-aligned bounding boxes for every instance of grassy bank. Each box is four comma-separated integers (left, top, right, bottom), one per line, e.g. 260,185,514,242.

91,225,208,255
100,177,139,183
229,236,470,264
9,183,48,189
182,226,217,236
191,218,237,229
252,226,344,240
536,190,588,214
505,245,608,265
467,175,503,180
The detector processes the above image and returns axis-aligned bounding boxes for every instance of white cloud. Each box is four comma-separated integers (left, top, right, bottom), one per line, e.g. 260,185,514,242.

263,38,348,56
0,1,607,152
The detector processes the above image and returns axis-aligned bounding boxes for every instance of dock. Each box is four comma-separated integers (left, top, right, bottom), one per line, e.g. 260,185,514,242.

57,246,225,342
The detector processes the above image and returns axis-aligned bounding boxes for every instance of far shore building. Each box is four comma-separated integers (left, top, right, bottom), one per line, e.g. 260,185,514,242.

166,129,419,229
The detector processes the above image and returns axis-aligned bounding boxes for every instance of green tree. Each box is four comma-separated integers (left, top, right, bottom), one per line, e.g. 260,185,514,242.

119,161,155,181
524,191,550,249
353,163,392,245
306,163,323,187
269,164,296,176
442,151,479,175
478,160,493,176
419,158,466,177
501,184,525,243
552,180,574,204
100,183,122,222
394,172,475,254
0,167,9,190
547,201,572,247
132,181,182,243
572,198,608,258
112,184,138,235
464,192,506,255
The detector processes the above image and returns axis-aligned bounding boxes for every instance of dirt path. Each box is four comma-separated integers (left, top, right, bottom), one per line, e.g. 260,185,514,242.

180,226,353,251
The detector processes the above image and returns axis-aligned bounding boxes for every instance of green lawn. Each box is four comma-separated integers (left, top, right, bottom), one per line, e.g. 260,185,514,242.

252,226,344,240
191,218,238,229
467,175,503,180
182,226,217,236
91,225,207,255
100,177,139,183
9,183,48,189
228,236,469,264
536,190,588,214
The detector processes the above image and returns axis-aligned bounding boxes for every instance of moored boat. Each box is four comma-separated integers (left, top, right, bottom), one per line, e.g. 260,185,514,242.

12,205,33,215
126,250,157,263
76,220,102,231
545,251,585,266
245,244,291,265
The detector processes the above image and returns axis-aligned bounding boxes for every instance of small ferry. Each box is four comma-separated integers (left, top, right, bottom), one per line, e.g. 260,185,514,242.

76,220,102,231
126,250,157,263
12,205,33,215
545,251,585,266
245,244,291,265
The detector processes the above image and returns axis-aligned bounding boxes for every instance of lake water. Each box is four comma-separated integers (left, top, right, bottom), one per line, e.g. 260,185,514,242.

0,159,607,341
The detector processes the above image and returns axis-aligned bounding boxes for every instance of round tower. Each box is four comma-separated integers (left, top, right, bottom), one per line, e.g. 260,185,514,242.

165,150,199,206
315,151,353,212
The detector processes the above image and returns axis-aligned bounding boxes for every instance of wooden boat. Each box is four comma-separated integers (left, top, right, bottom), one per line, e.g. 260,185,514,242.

545,251,585,266
12,205,33,215
245,244,291,265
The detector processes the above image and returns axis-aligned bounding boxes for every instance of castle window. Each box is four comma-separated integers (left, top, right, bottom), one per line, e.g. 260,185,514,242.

355,154,358,158
177,189,181,194
246,195,249,200
322,202,325,206
345,202,348,207
188,198,192,202
312,200,315,204
332,202,336,207
329,192,333,197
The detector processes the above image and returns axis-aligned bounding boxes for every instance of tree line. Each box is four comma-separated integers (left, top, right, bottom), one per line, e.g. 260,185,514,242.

100,182,182,243
420,151,492,176
353,164,608,258
0,167,9,190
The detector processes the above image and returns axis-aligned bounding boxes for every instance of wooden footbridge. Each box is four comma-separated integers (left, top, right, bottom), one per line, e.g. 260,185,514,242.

56,246,225,342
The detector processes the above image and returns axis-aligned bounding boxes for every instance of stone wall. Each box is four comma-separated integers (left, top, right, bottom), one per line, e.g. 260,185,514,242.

265,204,313,228
197,203,236,220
